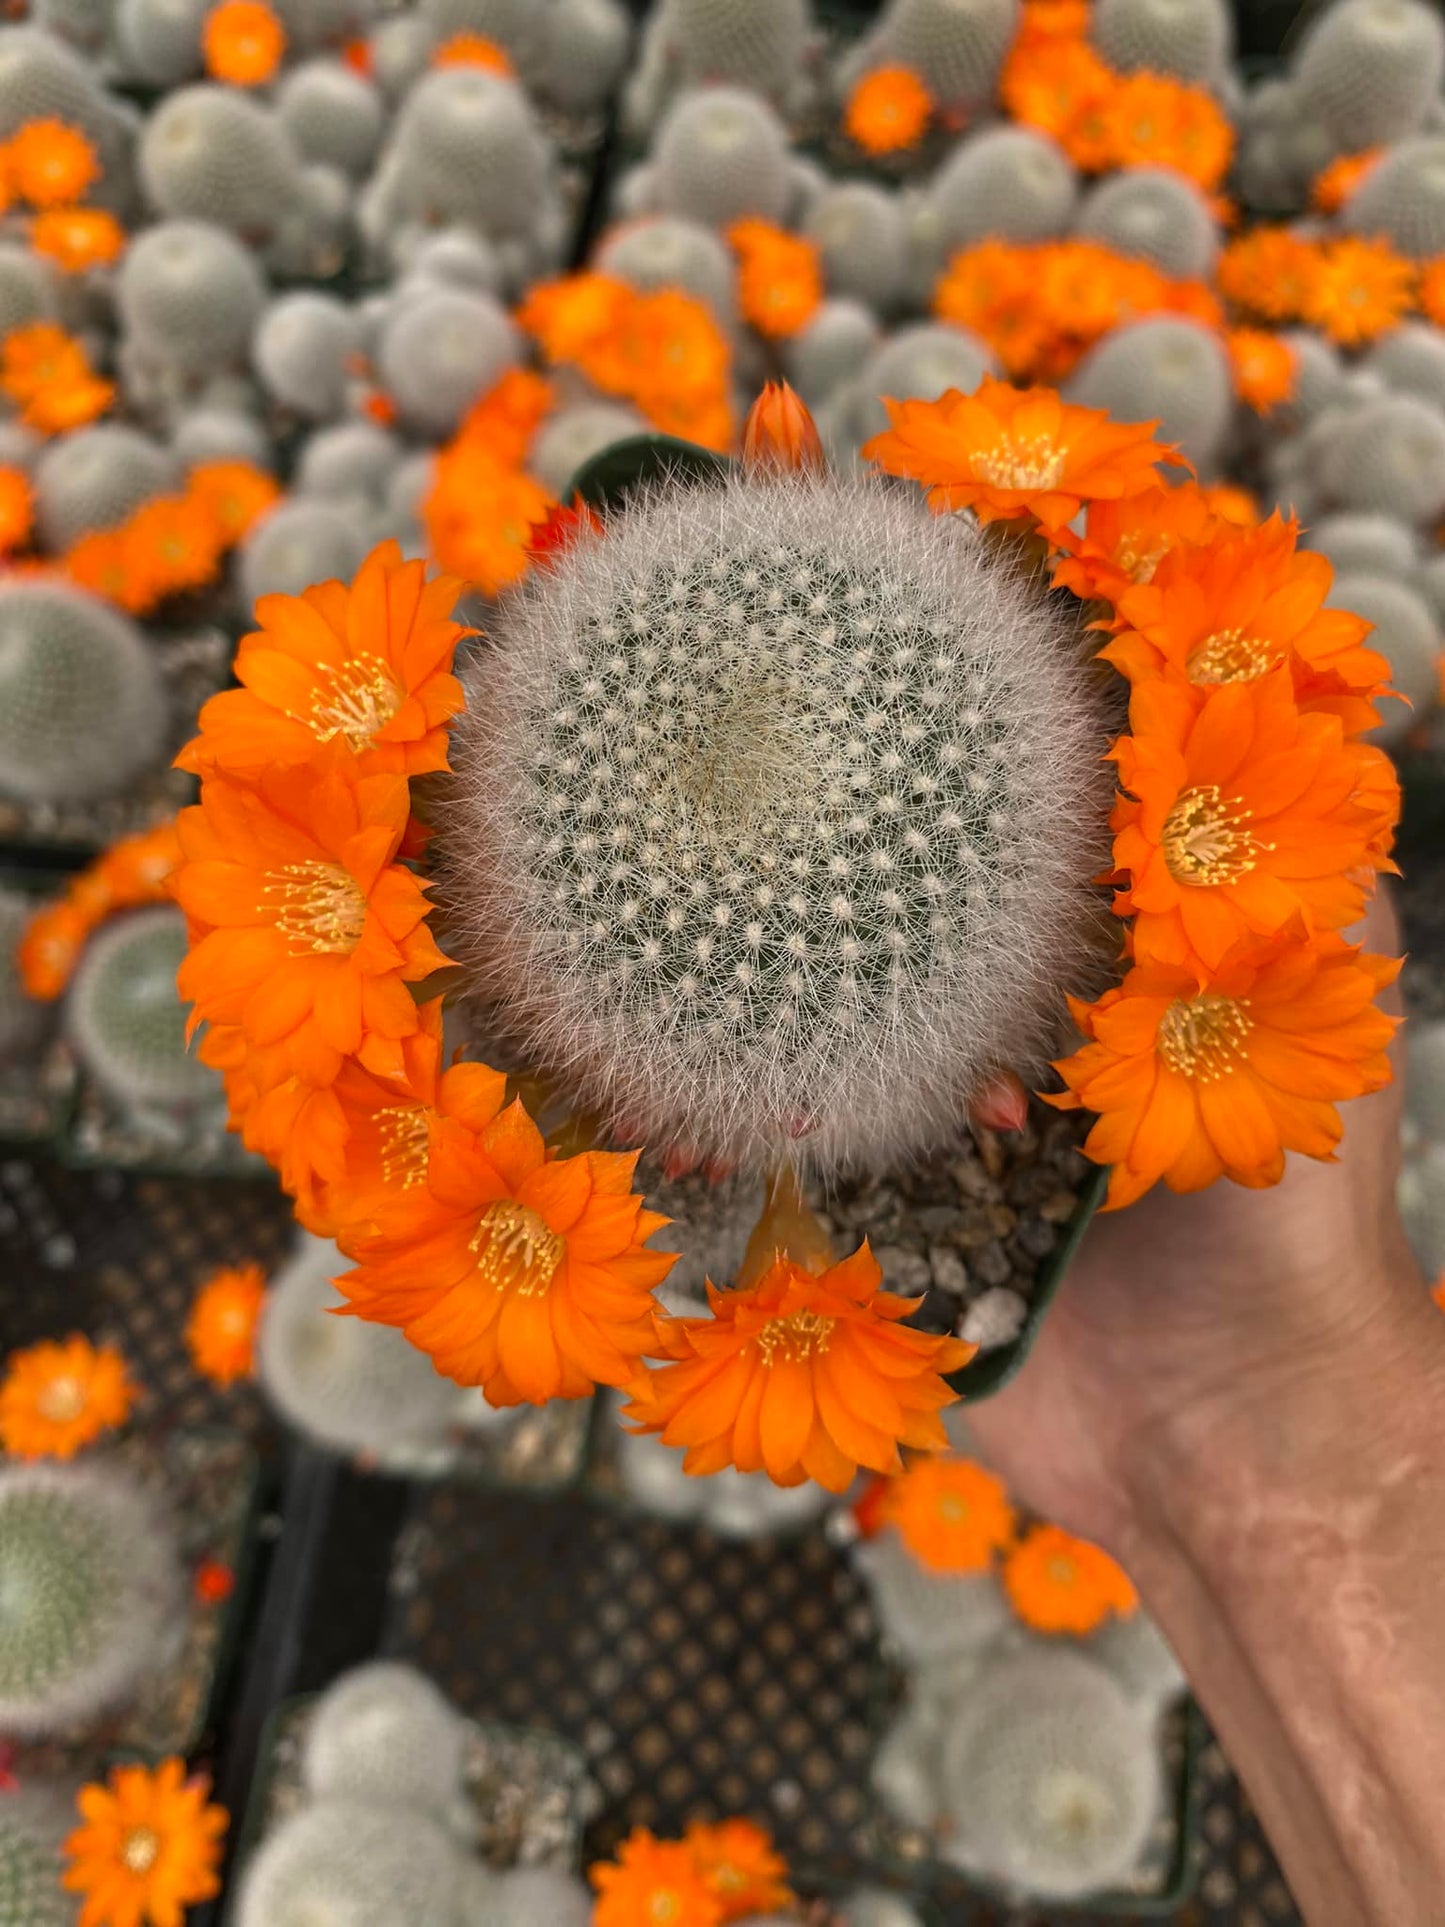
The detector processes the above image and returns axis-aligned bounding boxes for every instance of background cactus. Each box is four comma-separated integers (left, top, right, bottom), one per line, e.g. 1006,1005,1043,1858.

234,1801,467,1927
928,129,1079,255
0,582,167,807
537,0,632,115
0,1460,183,1740
277,60,386,178
64,908,219,1115
839,322,998,447
401,227,503,298
114,0,205,86
1074,168,1219,278
783,299,882,406
253,291,362,422
240,499,368,606
118,220,267,381
256,1234,459,1460
0,1788,77,1927
1066,317,1235,471
171,407,272,470
594,216,738,322
301,1661,467,1818
652,87,793,229
1366,322,1445,410
375,67,556,246
651,0,811,103
1302,513,1419,579
530,401,651,499
938,1646,1161,1899
836,1895,928,1927
1091,0,1231,79
33,425,176,553
375,288,518,439
0,242,58,339
439,469,1112,1176
853,1534,1015,1666
1324,573,1439,747
139,86,302,241
874,0,1020,112
1293,0,1445,149
806,181,909,314
1320,394,1445,525
469,1866,595,1926
295,422,403,507
1343,136,1445,260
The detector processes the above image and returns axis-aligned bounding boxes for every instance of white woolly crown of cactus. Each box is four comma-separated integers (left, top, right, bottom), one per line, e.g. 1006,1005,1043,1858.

438,468,1113,1176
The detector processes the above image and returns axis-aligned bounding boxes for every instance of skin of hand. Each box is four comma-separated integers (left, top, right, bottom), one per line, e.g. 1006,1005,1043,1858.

965,888,1445,1925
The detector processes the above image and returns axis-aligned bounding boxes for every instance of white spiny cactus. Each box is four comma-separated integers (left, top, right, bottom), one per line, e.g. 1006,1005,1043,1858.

302,1662,468,1817
0,583,167,807
114,0,205,85
118,221,267,380
594,216,738,321
253,292,361,421
1066,317,1235,471
1321,393,1445,524
65,908,218,1114
1074,168,1218,278
1085,1608,1187,1712
1325,573,1439,747
33,426,176,554
1278,329,1347,424
139,87,303,240
1302,513,1418,579
871,1695,946,1830
257,1234,459,1458
836,1894,928,1927
0,1787,76,1927
874,0,1020,110
1293,0,1445,148
375,288,517,439
1343,136,1445,260
538,0,631,114
277,60,386,176
0,242,58,339
1092,0,1231,79
380,67,555,243
783,299,882,407
271,0,381,56
806,182,909,314
530,401,651,499
652,87,793,229
0,1461,183,1740
171,409,272,469
1366,322,1445,410
854,1534,1015,1665
472,1867,594,1927
0,25,115,146
438,469,1111,1176
403,228,503,297
842,322,998,447
938,1646,1161,1899
240,499,368,606
928,129,1078,257
366,12,433,100
235,1802,466,1927
295,422,403,505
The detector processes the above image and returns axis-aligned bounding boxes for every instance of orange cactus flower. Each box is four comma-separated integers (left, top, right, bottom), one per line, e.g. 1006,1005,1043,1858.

1313,147,1384,214
1420,257,1445,328
1433,1274,1445,1313
1102,514,1391,737
1016,0,1093,41
186,1263,268,1386
1037,239,1170,347
179,540,467,780
1226,327,1296,413
1216,227,1320,322
62,528,148,611
1201,482,1260,528
458,365,555,468
18,898,91,999
625,1246,974,1492
1304,236,1416,347
0,462,31,553
592,1830,723,1927
203,0,287,85
526,497,604,568
865,375,1185,532
193,1558,236,1605
64,1758,227,1927
728,218,823,339
432,30,514,74
1000,35,1113,148
338,1095,676,1405
741,379,825,475
425,441,556,596
1,320,112,435
844,64,933,154
172,759,449,1087
1052,929,1400,1208
1050,481,1219,605
1110,72,1233,190
883,1454,1015,1573
123,494,227,607
0,1335,134,1460
18,819,184,999
1002,1523,1138,1633
7,118,99,208
519,271,633,365
30,206,126,272
1111,668,1398,969
24,373,114,436
933,239,1054,378
684,1819,794,1919
186,458,280,542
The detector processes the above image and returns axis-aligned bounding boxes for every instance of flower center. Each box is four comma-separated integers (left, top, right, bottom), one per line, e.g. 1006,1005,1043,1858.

470,1200,564,1296
756,1308,836,1366
263,860,367,955
35,1375,85,1422
1157,991,1254,1081
938,1492,970,1523
1187,626,1278,684
306,654,401,752
1161,785,1265,886
1114,534,1171,584
973,433,1066,492
376,1105,431,1187
1046,1555,1078,1588
121,1827,160,1875
649,1894,682,1924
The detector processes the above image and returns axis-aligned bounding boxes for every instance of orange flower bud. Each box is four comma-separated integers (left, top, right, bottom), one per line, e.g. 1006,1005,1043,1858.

969,1069,1030,1133
741,381,826,477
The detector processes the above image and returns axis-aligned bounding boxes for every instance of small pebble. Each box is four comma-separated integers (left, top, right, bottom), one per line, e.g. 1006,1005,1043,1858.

972,1240,1014,1288
961,1288,1028,1350
928,1245,967,1295
875,1245,931,1293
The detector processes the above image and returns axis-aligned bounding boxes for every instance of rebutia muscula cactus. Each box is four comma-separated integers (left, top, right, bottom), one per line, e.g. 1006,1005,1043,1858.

64,906,219,1114
0,1459,182,1740
0,1789,75,1927
438,466,1112,1176
234,1801,466,1927
301,1661,467,1818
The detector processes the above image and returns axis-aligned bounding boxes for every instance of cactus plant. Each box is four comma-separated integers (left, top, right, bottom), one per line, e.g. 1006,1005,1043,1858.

114,0,205,86
375,288,518,439
1302,512,1419,579
234,1801,467,1927
256,1234,459,1458
471,1867,594,1926
530,401,651,499
0,25,114,146
240,499,368,606
1366,321,1445,409
854,1533,1015,1665
938,1645,1161,1899
1086,1607,1187,1711
652,87,793,229
928,128,1078,256
301,1662,467,1817
1092,0,1231,80
836,1895,928,1927
0,242,57,340
1066,317,1235,471
1293,0,1445,148
1324,573,1439,747
437,467,1112,1177
0,582,167,807
252,291,361,421
118,220,267,381
1321,394,1445,524
379,67,555,243
171,408,272,470
0,1460,182,1740
650,0,811,104
65,908,219,1115
295,422,403,505
538,0,631,114
33,426,176,554
0,1788,77,1927
842,322,998,446
1074,168,1219,278
873,0,1020,111
594,216,738,321
403,227,503,296
783,299,882,405
1343,137,1445,259
277,59,385,176
139,86,302,240
806,182,909,313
